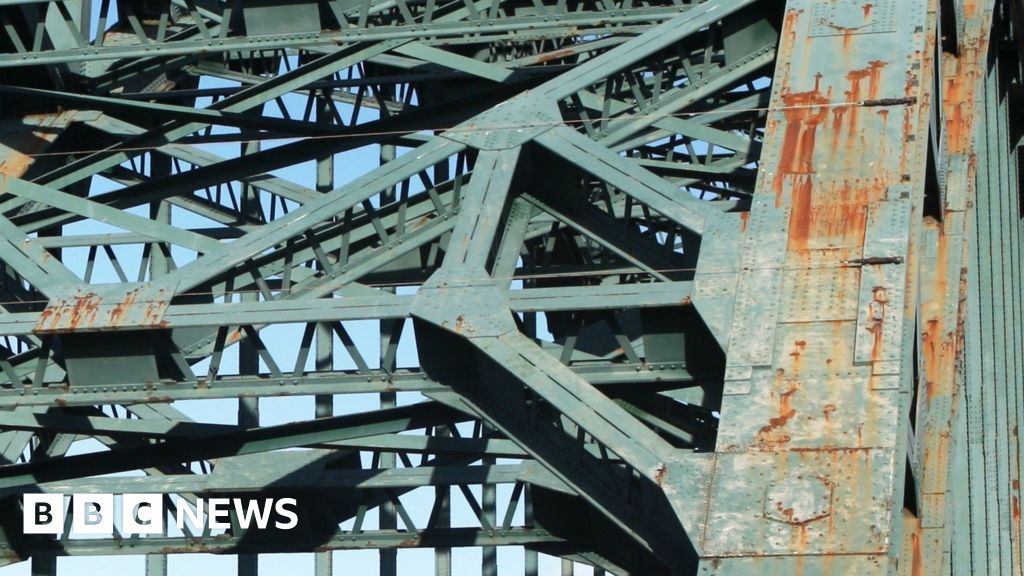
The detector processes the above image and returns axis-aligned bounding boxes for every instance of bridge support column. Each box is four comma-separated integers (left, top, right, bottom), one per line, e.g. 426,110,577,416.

700,1,937,573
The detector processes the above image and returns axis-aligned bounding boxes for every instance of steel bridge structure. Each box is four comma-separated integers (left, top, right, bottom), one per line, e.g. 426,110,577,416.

0,0,1019,574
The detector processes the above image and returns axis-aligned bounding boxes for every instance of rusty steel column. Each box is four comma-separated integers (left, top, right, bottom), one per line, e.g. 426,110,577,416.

908,2,996,575
700,0,937,573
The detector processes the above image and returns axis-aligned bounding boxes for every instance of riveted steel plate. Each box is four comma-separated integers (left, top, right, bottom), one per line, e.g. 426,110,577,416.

809,0,897,38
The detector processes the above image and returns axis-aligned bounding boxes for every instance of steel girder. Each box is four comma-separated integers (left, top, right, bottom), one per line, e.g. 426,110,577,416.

0,0,1018,575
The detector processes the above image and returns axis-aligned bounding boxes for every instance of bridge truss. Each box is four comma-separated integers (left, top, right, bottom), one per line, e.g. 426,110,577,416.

0,0,1020,574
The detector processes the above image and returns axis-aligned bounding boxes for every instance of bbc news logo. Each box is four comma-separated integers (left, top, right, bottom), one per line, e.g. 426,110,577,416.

23,494,299,535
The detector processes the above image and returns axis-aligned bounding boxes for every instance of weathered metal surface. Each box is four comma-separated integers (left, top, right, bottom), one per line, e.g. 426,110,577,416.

906,1,995,574
33,282,178,333
0,0,1018,575
703,0,940,573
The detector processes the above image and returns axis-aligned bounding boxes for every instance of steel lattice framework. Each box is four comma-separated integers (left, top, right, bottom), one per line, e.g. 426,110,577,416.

0,0,1020,574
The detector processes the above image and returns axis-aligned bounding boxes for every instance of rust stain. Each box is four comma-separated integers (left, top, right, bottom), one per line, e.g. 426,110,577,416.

66,294,101,330
739,211,750,232
144,302,164,324
786,173,816,249
107,289,139,328
789,446,872,454
775,500,796,522
535,48,575,64
790,178,883,253
899,75,916,179
963,0,977,19
922,318,941,399
654,463,667,486
0,127,58,178
941,48,979,161
0,155,32,178
788,339,807,358
910,527,924,576
774,73,831,203
866,286,889,361
842,61,887,147
782,9,803,39
36,306,55,329
862,3,874,18
822,403,837,422
784,339,806,378
765,409,797,431
754,370,796,448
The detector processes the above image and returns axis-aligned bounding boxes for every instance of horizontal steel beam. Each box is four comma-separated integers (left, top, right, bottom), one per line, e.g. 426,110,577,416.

34,462,564,493
0,9,684,68
0,363,696,407
0,401,468,492
0,282,692,334
1,528,564,560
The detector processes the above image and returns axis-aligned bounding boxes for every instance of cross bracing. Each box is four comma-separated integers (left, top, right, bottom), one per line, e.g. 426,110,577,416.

0,0,1020,575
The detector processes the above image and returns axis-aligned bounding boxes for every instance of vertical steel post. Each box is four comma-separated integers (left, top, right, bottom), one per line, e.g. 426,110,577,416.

701,0,937,572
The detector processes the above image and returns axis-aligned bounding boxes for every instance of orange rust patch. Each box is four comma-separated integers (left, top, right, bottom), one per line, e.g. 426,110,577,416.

764,409,797,431
823,404,837,421
963,0,977,19
782,9,803,39
866,286,890,361
911,528,924,576
774,74,832,203
759,380,800,435
535,48,575,64
0,128,58,178
654,463,667,486
107,290,139,327
789,179,883,252
787,175,816,249
842,61,887,148
0,153,33,178
755,372,800,448
775,500,796,522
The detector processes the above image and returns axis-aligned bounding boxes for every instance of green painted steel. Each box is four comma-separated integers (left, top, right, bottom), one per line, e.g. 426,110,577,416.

0,0,1018,575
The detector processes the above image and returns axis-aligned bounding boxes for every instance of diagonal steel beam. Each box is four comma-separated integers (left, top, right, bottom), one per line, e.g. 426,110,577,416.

27,39,408,193
0,85,340,136
537,0,760,102
150,138,462,295
0,401,467,493
536,126,730,234
0,214,79,296
443,147,520,269
412,270,707,573
1,175,219,253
